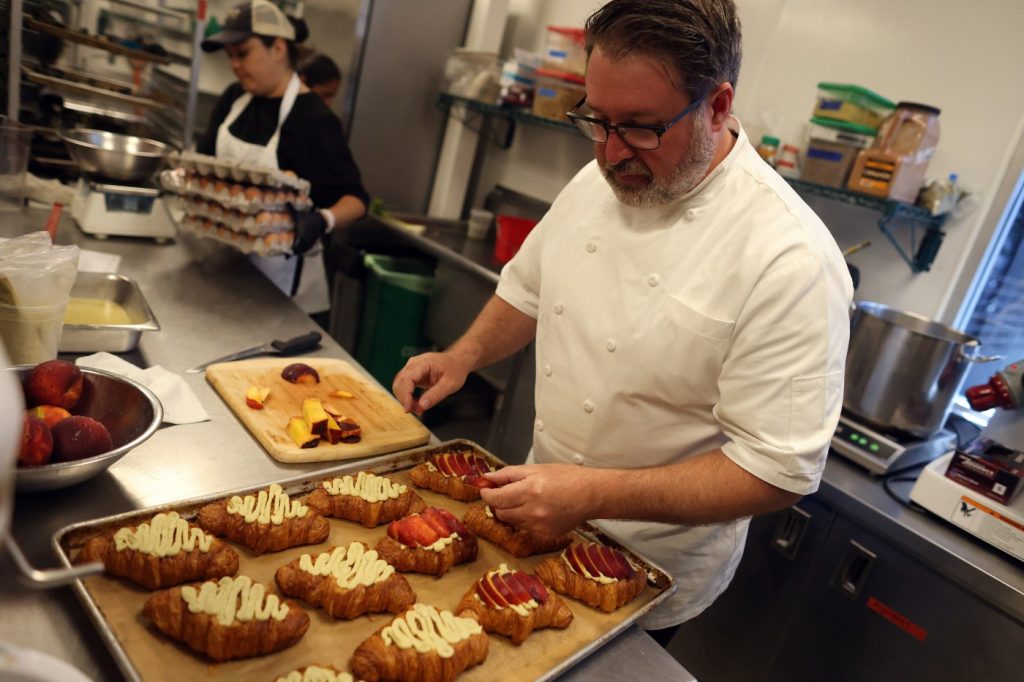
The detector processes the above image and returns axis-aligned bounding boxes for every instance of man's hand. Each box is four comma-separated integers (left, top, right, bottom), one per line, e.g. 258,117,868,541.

479,464,598,541
392,351,472,415
290,206,327,255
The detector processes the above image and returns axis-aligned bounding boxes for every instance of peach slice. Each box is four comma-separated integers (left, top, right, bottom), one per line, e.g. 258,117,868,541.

286,416,320,449
329,390,355,399
245,386,270,410
497,571,532,605
302,398,330,435
281,363,319,384
390,514,442,548
476,574,506,608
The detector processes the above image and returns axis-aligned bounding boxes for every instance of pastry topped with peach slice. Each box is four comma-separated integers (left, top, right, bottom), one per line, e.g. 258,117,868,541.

462,504,571,557
534,542,646,613
456,563,573,644
375,507,477,577
408,445,499,502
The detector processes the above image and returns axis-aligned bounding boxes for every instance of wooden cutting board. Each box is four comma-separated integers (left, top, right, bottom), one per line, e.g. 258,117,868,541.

206,357,429,463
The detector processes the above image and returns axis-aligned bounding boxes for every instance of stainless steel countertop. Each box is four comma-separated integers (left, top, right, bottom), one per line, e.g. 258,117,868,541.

379,211,1024,626
0,208,695,682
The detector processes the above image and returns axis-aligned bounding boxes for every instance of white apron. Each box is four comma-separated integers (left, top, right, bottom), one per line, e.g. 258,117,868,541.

215,72,330,313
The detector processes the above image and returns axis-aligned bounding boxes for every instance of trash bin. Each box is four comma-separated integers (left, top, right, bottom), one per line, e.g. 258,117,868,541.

355,254,434,387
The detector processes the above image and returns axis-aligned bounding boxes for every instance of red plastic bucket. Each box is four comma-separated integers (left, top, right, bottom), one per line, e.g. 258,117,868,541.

494,215,539,263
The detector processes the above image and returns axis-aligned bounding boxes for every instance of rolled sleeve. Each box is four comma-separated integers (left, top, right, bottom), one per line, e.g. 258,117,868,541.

495,223,544,320
716,251,850,494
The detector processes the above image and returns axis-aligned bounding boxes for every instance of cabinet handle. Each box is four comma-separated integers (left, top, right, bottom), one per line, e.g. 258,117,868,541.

830,540,877,600
771,506,811,560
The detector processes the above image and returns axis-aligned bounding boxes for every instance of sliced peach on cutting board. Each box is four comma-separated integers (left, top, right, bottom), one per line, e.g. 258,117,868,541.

245,386,270,410
286,416,320,449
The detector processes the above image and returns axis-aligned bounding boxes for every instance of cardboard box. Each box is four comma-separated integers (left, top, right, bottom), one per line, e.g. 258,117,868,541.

944,438,1024,505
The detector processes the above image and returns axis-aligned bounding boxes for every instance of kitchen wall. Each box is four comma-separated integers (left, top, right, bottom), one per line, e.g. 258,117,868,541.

469,0,1024,324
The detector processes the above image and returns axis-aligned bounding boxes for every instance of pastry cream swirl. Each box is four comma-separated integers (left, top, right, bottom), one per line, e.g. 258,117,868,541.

299,542,394,588
322,471,406,502
181,575,289,626
275,666,353,682
113,512,213,557
381,603,481,658
226,483,308,525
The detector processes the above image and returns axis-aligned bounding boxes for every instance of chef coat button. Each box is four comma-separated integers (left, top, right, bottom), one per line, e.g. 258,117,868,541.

536,420,544,432
583,400,594,414
647,274,661,287
554,303,564,315
605,339,616,352
586,242,597,253
543,364,552,377
685,208,698,221
573,453,584,465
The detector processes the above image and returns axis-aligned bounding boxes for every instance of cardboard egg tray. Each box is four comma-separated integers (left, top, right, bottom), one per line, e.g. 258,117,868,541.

168,151,311,193
181,214,294,257
177,196,293,236
160,168,313,215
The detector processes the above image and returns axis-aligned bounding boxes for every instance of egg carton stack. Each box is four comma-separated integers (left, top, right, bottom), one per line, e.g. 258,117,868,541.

161,152,313,256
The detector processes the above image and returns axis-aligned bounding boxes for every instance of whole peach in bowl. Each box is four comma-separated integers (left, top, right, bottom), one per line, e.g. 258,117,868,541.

11,364,163,492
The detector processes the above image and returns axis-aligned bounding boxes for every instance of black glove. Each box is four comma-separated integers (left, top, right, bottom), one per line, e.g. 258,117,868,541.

290,205,327,256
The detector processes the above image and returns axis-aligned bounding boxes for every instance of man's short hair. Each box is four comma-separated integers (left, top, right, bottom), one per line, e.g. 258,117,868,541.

584,0,742,101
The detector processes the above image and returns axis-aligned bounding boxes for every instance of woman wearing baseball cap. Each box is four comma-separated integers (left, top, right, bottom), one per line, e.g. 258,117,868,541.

198,0,368,315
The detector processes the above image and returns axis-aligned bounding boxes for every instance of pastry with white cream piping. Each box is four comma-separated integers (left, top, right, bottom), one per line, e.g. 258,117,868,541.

197,483,330,555
305,471,426,528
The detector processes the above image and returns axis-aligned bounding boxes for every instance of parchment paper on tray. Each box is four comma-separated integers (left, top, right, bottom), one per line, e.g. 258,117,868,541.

53,440,676,682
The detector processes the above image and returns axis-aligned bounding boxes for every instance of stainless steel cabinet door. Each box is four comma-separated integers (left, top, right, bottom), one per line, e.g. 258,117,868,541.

669,497,836,682
768,515,1024,682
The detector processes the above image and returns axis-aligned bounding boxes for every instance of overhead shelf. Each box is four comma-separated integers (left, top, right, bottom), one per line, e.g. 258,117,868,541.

26,18,173,65
437,93,578,149
785,177,947,273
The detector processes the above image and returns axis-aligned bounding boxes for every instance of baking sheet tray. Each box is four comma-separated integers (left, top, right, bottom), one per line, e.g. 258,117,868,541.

59,272,160,353
53,440,676,682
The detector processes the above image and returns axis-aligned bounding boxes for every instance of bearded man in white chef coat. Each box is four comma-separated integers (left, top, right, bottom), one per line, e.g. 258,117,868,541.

393,0,853,644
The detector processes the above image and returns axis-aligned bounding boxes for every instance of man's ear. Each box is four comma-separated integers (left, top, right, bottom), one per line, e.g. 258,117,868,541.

708,82,734,130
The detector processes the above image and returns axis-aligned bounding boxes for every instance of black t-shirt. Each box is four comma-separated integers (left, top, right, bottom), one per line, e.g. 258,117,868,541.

198,82,370,209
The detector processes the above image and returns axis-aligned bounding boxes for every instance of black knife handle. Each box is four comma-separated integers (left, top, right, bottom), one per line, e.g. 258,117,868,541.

272,331,322,355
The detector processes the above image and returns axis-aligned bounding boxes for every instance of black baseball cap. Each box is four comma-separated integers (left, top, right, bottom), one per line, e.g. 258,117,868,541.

201,0,295,53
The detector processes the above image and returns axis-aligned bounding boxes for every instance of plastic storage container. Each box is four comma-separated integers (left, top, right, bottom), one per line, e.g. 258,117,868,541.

442,49,501,103
812,83,895,131
800,118,877,188
531,68,585,122
543,26,586,74
355,254,434,387
494,215,539,263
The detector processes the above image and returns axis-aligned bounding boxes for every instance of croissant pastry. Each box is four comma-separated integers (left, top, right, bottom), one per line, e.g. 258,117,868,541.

350,603,489,682
408,445,498,502
462,504,572,557
76,511,239,589
275,541,416,619
274,665,356,682
197,483,330,555
456,563,573,644
142,575,309,661
375,507,477,577
534,542,646,613
304,472,426,528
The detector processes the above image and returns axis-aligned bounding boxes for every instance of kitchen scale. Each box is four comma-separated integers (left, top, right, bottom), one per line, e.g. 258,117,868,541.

70,178,177,242
830,412,955,475
911,452,1024,562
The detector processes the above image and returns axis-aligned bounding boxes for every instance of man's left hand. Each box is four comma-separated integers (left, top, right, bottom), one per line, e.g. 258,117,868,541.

291,207,327,255
479,464,597,541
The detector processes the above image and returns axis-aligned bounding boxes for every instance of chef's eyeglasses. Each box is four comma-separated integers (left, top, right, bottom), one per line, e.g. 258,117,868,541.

566,92,709,150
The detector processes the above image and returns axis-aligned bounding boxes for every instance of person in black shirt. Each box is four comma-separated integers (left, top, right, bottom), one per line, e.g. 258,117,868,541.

199,0,368,314
298,52,342,106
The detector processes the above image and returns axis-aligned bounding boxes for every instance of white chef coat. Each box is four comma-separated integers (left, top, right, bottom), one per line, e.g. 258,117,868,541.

215,72,330,313
495,116,853,629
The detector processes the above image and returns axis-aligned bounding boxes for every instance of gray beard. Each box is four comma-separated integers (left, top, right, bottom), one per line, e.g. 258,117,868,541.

601,115,716,209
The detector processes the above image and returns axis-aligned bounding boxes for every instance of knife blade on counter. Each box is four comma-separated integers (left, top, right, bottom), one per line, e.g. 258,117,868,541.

185,331,322,374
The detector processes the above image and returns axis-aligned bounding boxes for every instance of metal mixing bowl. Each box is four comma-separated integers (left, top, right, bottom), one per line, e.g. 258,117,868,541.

13,365,163,492
61,129,172,183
